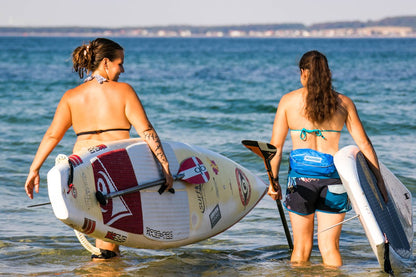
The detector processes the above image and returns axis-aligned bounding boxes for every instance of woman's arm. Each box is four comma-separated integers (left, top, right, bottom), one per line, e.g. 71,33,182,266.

124,85,173,190
269,95,290,200
25,94,72,199
343,95,387,202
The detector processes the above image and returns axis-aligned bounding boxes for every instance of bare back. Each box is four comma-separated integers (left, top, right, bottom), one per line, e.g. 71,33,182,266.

273,88,349,156
56,80,150,152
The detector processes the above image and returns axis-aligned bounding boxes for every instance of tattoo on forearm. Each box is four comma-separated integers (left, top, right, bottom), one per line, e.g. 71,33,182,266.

143,128,167,164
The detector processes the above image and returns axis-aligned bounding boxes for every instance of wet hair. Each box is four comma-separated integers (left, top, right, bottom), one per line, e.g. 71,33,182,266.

299,50,339,123
72,38,123,79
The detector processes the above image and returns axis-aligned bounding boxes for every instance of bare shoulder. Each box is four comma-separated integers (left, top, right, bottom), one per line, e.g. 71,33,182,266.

279,88,303,107
61,85,82,101
338,93,355,110
114,81,134,89
112,81,137,95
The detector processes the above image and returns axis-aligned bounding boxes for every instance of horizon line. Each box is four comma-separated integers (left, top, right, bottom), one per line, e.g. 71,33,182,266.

1,15,415,29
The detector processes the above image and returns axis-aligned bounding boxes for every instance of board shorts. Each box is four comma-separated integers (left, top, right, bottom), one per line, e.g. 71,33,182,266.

283,177,352,215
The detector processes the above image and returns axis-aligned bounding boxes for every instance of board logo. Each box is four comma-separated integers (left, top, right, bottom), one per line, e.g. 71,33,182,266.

235,168,251,206
179,156,210,184
81,218,96,234
105,231,127,243
209,204,221,228
145,227,173,240
88,144,107,154
195,184,206,213
208,159,219,175
92,149,143,235
95,161,133,225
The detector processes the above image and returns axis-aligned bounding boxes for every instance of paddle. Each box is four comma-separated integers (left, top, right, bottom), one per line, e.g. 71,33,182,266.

95,156,210,205
242,140,294,251
29,156,210,208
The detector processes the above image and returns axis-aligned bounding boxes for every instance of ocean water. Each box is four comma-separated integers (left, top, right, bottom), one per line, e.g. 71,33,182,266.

0,37,415,276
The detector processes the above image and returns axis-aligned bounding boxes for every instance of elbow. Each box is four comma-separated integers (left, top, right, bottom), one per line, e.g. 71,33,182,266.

44,130,64,145
357,139,373,153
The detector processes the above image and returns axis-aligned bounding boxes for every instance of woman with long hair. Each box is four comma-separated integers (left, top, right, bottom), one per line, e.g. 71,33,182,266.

268,50,385,267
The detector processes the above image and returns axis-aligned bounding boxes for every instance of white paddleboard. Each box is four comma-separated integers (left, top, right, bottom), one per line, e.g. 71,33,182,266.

47,139,267,249
334,145,413,273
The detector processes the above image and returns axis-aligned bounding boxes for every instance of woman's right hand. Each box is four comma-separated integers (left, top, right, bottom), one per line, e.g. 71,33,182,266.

25,170,40,199
162,167,174,191
267,181,282,201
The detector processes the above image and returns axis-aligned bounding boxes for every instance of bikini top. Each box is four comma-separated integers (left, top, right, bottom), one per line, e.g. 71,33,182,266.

77,74,131,136
84,74,107,84
291,128,341,141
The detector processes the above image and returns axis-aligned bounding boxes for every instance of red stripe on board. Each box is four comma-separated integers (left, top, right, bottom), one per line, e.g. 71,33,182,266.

82,218,96,234
69,154,83,166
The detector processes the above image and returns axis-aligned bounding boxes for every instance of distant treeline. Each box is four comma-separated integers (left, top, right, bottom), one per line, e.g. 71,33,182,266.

1,15,415,35
309,16,416,30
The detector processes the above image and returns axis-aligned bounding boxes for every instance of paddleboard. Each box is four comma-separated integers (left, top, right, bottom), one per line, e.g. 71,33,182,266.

47,139,267,249
334,145,413,273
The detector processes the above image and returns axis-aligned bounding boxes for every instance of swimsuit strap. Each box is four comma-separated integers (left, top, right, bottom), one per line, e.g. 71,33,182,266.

291,128,341,141
84,74,107,84
76,128,131,137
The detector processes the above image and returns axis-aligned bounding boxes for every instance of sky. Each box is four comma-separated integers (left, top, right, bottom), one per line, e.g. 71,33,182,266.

1,0,416,27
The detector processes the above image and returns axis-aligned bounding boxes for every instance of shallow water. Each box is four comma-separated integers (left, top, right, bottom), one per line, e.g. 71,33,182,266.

0,37,415,276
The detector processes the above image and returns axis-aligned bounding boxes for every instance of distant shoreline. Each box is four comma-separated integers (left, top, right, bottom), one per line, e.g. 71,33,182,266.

1,16,415,38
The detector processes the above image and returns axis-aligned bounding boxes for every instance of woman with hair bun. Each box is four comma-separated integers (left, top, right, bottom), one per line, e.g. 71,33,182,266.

25,38,173,260
268,50,385,267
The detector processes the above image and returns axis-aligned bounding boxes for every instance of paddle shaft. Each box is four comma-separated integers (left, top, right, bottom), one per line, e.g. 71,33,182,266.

241,140,293,251
96,173,183,205
263,158,294,251
28,178,175,208
27,202,51,208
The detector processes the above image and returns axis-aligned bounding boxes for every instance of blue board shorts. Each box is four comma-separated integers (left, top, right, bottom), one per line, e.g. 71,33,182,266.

283,177,352,215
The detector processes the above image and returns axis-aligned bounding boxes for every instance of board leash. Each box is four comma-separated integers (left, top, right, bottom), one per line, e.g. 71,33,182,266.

314,214,360,236
74,230,101,255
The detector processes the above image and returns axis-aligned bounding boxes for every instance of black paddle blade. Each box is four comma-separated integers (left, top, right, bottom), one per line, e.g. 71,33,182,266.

241,140,277,161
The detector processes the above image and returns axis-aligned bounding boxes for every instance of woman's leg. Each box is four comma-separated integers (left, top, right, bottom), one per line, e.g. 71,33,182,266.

289,211,315,264
93,239,120,260
316,211,345,267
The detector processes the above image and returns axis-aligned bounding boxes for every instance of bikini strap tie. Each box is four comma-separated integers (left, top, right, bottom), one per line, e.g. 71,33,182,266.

299,128,325,140
84,74,107,84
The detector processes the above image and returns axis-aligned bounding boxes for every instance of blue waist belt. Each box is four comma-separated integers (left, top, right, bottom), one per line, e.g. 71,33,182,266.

288,148,340,179
288,169,340,179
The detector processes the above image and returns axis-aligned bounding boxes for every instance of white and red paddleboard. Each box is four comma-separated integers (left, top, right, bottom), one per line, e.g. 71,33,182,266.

47,139,267,249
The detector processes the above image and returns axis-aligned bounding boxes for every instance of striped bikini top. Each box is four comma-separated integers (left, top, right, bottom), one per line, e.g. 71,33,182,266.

291,128,341,141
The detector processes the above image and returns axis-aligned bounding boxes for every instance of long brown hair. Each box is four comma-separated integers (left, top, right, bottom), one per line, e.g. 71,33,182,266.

299,50,339,123
72,38,123,79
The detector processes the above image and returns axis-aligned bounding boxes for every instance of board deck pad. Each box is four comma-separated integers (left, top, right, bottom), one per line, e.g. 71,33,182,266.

356,152,411,258
141,191,190,241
